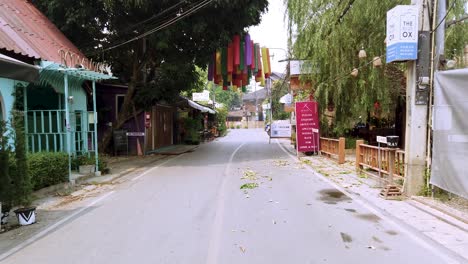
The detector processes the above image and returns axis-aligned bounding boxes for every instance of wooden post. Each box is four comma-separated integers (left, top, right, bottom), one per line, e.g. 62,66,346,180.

355,140,364,171
388,149,396,185
338,137,345,164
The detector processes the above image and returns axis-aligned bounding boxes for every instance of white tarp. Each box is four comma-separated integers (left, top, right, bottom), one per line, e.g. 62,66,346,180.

431,69,468,198
187,99,216,114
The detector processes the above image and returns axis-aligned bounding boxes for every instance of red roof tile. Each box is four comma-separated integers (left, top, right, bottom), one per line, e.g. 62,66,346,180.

0,0,86,63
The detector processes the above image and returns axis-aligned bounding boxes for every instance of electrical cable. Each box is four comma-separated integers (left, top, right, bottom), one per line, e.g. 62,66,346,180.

87,0,213,55
431,0,457,33
78,0,190,52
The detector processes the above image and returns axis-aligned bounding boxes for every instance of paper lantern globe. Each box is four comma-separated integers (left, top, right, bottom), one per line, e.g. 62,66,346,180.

358,48,367,59
373,57,382,67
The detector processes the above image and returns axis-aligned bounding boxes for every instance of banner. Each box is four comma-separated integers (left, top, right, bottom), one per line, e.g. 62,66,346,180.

295,101,320,152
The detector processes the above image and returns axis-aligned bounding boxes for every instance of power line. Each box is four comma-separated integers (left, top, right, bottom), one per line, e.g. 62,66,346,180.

81,0,192,53
431,0,457,33
87,0,213,55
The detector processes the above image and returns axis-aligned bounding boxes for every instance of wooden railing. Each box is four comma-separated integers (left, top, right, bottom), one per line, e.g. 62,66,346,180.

355,140,405,180
320,137,345,164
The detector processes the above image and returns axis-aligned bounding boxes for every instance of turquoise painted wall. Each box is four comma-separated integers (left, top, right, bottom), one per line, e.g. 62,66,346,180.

0,77,17,122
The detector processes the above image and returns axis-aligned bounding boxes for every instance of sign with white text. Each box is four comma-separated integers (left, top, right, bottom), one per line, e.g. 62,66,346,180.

295,101,320,152
192,90,210,102
271,121,292,138
386,5,419,63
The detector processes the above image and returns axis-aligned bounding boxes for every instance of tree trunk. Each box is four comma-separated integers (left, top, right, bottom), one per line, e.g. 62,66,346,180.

100,42,151,153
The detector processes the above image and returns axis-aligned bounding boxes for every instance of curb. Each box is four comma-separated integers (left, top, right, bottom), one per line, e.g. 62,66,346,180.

410,196,468,228
83,156,168,185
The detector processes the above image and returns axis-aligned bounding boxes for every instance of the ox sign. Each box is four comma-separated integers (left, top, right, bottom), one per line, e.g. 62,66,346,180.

386,5,419,63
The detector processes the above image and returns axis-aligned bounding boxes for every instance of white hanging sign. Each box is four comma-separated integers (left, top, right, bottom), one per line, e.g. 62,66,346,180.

386,5,419,63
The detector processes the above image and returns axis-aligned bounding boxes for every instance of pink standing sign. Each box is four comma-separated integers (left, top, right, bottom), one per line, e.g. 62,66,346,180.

295,101,320,152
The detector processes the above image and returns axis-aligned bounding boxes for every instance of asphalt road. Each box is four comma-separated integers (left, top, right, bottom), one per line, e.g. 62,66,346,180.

1,129,459,264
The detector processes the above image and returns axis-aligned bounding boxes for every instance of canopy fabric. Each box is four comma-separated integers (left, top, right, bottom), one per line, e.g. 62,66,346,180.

0,54,39,83
187,99,216,114
38,62,116,90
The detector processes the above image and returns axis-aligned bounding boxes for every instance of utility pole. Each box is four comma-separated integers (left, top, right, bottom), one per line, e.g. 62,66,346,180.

404,0,431,195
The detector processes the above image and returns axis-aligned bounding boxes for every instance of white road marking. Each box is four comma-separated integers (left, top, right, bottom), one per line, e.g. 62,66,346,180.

275,139,462,264
206,143,246,264
0,191,115,262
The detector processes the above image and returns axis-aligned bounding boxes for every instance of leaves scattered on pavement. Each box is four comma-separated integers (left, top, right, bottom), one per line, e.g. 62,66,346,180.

273,160,289,167
240,183,259,189
241,169,258,181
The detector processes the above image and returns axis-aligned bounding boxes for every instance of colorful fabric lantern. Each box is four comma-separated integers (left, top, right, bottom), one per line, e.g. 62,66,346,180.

245,34,252,66
261,47,271,79
239,40,245,71
221,47,228,76
233,35,240,66
227,43,234,73
215,50,222,78
208,56,214,81
250,40,255,70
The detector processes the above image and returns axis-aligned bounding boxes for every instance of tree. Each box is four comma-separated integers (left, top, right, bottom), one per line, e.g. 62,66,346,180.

33,0,269,151
0,120,12,210
286,0,409,133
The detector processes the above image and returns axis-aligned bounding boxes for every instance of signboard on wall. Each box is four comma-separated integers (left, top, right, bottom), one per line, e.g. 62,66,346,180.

270,120,292,138
386,5,419,63
192,90,210,102
295,101,320,152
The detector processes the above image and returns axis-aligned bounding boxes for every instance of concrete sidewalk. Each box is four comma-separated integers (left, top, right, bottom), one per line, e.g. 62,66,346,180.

0,153,169,257
277,139,468,262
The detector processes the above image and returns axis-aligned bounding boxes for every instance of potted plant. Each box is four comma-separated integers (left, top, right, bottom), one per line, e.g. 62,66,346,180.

76,155,96,175
11,110,35,226
0,120,13,225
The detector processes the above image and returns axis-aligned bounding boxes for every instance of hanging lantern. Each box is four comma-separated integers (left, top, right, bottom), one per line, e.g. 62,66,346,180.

351,68,359,77
358,47,367,59
373,56,382,67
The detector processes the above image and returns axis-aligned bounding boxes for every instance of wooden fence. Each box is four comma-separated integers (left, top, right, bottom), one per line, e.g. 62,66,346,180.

320,137,345,164
355,140,405,180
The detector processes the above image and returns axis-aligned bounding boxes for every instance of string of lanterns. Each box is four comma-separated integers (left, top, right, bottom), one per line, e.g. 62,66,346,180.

207,33,272,92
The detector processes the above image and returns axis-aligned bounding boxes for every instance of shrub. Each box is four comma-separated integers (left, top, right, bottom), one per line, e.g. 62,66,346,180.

72,154,108,174
27,152,68,191
236,125,241,129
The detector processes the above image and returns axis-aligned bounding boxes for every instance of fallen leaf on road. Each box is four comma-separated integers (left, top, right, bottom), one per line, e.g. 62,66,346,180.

239,246,246,253
240,183,258,190
242,169,258,181
273,160,289,167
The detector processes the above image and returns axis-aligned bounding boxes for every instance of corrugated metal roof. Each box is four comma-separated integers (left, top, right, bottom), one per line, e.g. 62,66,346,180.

0,0,86,63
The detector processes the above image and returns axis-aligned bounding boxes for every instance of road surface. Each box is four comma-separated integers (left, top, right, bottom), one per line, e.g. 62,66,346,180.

1,129,460,264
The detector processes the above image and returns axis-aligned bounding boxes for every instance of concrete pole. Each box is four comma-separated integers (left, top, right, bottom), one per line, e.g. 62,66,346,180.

64,74,72,183
404,0,431,195
92,81,99,174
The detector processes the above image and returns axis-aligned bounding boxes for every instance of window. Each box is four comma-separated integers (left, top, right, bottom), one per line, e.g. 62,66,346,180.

115,95,125,118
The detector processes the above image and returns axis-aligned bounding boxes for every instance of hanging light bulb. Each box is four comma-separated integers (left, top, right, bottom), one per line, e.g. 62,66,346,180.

373,56,382,67
351,68,359,77
358,47,367,59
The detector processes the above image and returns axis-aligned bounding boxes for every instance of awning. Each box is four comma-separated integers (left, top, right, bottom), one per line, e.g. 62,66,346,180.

187,99,216,114
0,54,40,83
39,62,117,88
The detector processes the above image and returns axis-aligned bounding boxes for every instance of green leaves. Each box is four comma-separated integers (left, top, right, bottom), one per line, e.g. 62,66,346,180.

288,0,411,134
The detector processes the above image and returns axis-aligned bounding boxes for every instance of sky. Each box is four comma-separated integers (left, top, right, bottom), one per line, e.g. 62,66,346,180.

249,0,289,75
